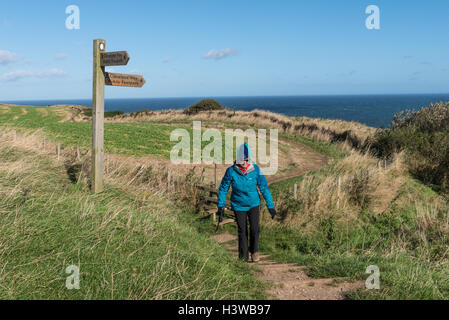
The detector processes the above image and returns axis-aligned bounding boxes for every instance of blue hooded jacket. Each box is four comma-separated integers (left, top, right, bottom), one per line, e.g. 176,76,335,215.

218,143,274,211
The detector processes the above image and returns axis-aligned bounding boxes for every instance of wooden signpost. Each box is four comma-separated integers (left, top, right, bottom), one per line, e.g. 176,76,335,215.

92,39,146,193
105,72,146,87
101,51,130,66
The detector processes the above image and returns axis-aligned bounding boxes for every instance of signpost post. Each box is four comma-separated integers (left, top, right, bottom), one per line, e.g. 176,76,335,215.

92,39,146,193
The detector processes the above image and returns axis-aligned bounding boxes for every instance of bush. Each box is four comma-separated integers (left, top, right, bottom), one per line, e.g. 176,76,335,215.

370,102,449,190
184,99,224,115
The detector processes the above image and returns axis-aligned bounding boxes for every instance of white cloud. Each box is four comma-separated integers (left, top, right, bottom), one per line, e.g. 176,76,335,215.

203,48,238,60
0,69,67,82
54,53,69,60
0,50,19,65
162,57,172,63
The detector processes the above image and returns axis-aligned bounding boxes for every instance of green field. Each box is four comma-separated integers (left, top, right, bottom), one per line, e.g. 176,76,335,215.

0,105,182,158
0,105,275,160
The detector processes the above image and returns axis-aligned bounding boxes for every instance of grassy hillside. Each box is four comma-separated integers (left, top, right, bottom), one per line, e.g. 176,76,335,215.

265,152,449,299
1,103,448,300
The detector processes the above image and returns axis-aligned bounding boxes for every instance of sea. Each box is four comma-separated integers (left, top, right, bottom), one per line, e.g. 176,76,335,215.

3,94,449,128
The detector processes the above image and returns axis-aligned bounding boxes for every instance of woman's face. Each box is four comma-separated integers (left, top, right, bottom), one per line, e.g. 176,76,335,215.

239,158,249,166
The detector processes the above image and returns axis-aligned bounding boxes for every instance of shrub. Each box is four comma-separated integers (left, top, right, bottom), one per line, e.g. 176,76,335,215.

345,169,372,208
184,99,224,115
370,102,449,190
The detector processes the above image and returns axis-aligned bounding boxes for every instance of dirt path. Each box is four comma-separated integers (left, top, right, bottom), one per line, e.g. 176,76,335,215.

213,232,364,300
265,138,328,185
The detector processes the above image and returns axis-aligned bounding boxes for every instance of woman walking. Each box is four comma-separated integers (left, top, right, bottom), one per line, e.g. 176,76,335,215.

217,143,277,262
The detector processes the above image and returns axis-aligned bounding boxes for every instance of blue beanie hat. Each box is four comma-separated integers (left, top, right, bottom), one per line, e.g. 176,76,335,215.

236,142,251,163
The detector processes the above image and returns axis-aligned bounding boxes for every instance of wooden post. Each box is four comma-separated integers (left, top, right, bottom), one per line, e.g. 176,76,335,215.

90,39,145,193
92,39,106,193
77,146,81,161
12,130,16,142
214,164,217,189
167,170,171,191
43,137,46,150
57,144,61,161
294,183,297,200
337,176,341,209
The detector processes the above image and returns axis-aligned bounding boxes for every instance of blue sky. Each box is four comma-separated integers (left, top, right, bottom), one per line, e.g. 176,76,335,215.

0,0,448,100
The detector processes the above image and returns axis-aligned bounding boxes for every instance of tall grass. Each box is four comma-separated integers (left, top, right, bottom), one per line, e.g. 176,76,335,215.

0,130,266,299
263,147,449,299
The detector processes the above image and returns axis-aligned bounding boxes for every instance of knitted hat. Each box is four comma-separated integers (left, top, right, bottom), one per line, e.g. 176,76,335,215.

236,142,251,164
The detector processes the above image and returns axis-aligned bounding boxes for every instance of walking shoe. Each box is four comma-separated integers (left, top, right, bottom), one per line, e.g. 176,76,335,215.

251,252,260,262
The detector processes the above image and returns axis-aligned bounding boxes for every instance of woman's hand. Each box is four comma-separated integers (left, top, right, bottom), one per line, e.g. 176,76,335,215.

217,207,225,222
269,208,277,219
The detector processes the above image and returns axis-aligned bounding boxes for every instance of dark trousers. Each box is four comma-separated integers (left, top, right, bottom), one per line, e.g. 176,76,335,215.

234,206,260,262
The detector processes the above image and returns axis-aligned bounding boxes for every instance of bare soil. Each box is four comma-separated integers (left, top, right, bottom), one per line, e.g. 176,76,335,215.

213,232,364,300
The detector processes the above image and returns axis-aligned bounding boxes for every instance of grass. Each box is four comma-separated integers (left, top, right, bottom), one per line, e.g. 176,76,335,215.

0,139,267,299
0,105,278,160
0,105,182,158
258,223,448,299
2,104,448,300
279,132,348,160
262,149,449,300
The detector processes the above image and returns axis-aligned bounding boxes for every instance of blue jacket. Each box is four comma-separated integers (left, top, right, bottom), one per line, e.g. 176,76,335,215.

217,161,275,211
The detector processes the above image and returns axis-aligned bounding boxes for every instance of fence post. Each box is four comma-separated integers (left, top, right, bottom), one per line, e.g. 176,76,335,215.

43,137,46,150
77,146,81,161
12,130,16,142
57,144,61,161
214,163,217,189
337,176,341,209
294,183,297,200
167,170,171,191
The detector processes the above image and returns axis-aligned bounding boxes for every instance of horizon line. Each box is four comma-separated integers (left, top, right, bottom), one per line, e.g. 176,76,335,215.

3,92,449,102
